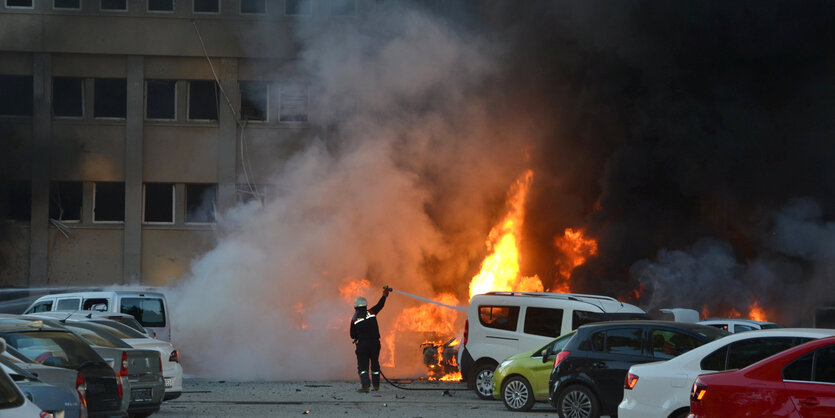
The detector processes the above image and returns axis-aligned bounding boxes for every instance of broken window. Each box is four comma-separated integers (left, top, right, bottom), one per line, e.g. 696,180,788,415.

186,183,216,223
53,77,84,117
240,81,267,121
285,0,311,15
330,0,355,16
93,182,125,222
146,80,176,120
94,78,127,118
54,0,80,9
193,0,218,13
279,83,308,122
148,0,173,11
6,0,33,8
188,80,218,121
49,181,82,221
101,0,127,11
143,183,174,223
0,181,31,222
241,0,265,14
0,75,33,117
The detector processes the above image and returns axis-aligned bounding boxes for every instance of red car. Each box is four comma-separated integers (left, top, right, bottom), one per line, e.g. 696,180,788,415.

689,335,835,417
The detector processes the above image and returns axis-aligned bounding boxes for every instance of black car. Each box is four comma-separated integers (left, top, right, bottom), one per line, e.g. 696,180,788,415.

548,320,728,418
0,319,126,417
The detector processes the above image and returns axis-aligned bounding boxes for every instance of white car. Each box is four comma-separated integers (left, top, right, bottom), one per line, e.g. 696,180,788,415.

618,328,835,418
697,318,781,333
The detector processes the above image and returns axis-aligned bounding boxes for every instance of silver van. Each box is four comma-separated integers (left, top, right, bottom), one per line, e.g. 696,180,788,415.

23,290,171,341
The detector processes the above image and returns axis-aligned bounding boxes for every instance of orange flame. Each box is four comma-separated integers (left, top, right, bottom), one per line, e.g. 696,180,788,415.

701,305,710,320
338,278,371,303
439,371,462,381
553,228,598,293
384,293,461,368
748,300,767,322
468,170,543,299
728,308,742,319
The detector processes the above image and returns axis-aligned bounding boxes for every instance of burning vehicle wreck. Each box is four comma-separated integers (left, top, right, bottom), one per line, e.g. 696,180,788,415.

420,338,461,380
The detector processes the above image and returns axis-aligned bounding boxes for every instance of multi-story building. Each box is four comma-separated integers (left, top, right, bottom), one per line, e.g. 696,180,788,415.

0,0,362,288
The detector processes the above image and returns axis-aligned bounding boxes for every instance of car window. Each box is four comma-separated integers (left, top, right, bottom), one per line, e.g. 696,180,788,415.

606,328,643,356
120,297,166,327
814,346,835,383
572,311,605,329
0,331,101,369
727,337,797,370
541,331,576,358
706,324,728,331
64,325,120,348
82,298,109,311
760,323,782,330
90,320,148,338
55,298,81,311
478,305,520,331
701,346,728,371
523,307,564,337
28,301,53,313
651,330,700,359
783,352,813,381
734,324,756,333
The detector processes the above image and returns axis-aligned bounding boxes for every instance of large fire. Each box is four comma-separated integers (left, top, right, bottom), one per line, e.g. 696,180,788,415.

553,227,598,293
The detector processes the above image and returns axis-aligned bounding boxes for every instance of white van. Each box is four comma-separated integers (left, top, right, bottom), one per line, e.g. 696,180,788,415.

23,290,171,341
460,291,649,399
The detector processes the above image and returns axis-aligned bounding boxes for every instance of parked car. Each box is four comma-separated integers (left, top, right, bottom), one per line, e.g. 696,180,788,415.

31,311,150,337
690,336,835,418
697,318,781,333
24,290,171,341
0,318,126,417
0,354,49,417
1,356,84,418
492,331,576,411
548,321,728,418
619,328,835,418
460,292,649,399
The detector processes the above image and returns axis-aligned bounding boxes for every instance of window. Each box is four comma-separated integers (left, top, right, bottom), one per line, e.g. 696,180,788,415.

121,297,166,327
188,80,218,120
143,183,174,223
53,77,84,117
707,324,729,331
0,75,32,116
701,346,728,371
82,298,109,310
734,324,756,333
148,0,173,11
279,83,308,122
54,0,80,8
814,346,835,383
727,337,797,370
478,305,520,332
94,78,127,118
93,182,125,222
0,181,31,221
572,310,605,329
146,80,176,120
49,181,82,221
605,328,643,356
65,325,118,348
783,352,813,381
330,0,355,16
6,0,33,8
56,298,81,311
285,0,311,15
240,81,267,121
101,0,127,10
193,0,218,13
186,183,217,223
523,307,563,338
29,301,53,313
240,0,265,14
651,330,701,359
544,331,575,358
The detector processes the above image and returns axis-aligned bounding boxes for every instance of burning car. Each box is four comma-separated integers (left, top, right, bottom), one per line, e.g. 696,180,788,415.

421,338,461,380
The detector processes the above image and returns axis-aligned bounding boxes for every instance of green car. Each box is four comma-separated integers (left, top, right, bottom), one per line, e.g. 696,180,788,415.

492,331,576,412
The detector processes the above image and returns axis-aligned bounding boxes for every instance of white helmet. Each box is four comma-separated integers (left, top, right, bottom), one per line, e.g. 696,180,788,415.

354,297,367,308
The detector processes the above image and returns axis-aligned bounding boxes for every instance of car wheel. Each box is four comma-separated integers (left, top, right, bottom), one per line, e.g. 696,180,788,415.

556,384,599,418
473,364,496,400
501,375,535,412
669,409,689,418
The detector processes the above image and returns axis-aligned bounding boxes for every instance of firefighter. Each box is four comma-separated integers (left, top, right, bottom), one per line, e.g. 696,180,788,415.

350,286,390,392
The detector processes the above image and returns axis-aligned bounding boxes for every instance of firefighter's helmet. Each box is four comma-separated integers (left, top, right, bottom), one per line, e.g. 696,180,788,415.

354,297,367,308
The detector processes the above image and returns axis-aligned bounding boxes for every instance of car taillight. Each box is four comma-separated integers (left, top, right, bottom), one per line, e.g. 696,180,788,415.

553,351,570,370
169,350,180,363
76,370,88,415
463,320,468,347
624,373,639,390
691,381,708,402
120,351,128,377
40,412,54,418
115,369,123,399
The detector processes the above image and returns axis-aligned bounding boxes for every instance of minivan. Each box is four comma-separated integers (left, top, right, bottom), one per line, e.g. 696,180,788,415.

23,290,171,341
460,291,649,399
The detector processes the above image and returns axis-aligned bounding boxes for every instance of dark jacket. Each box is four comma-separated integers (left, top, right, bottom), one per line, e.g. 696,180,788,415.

350,295,387,341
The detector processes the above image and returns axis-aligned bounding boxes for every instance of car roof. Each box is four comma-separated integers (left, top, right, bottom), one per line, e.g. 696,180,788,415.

577,320,721,331
699,318,777,325
471,292,645,313
33,290,166,299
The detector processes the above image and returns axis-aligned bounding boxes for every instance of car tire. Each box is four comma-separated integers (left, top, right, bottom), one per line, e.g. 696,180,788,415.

501,375,535,412
556,384,599,418
669,409,689,418
472,364,496,400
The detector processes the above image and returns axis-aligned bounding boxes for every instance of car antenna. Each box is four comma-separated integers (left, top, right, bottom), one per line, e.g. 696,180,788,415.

62,308,80,323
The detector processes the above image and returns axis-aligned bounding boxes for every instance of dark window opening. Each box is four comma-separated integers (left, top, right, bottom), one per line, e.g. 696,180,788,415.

241,0,265,14
120,297,166,327
49,181,82,221
94,78,127,118
523,307,564,338
101,0,127,10
783,352,813,381
727,337,796,370
0,181,31,222
285,0,311,15
94,182,125,222
146,80,176,119
572,310,605,329
186,183,216,223
53,77,84,117
7,0,33,7
144,183,174,223
188,80,218,120
82,298,109,310
240,81,267,121
54,0,80,8
193,0,218,12
477,305,520,332
330,0,355,16
29,301,53,313
814,346,835,383
0,75,33,117
279,84,308,122
604,327,644,356
148,0,173,11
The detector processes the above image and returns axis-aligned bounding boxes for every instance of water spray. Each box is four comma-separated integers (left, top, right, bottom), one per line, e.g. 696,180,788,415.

383,286,467,312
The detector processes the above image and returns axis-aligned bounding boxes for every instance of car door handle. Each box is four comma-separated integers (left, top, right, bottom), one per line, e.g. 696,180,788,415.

799,397,820,407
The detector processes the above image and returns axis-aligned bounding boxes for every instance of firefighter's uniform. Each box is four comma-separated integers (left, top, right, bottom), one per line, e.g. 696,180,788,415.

350,291,388,392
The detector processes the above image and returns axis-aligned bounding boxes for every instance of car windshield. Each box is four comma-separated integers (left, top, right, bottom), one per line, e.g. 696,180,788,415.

693,326,731,341
90,320,148,339
539,331,576,357
63,324,130,349
120,298,166,327
0,330,103,370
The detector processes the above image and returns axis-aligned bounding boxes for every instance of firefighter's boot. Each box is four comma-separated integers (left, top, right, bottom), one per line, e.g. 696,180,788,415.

372,371,380,390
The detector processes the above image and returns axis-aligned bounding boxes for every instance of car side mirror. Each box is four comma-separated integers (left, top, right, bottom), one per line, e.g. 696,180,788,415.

541,348,551,363
91,303,107,312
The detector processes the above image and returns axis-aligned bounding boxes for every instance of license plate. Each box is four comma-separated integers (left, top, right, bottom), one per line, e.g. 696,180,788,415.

165,377,173,388
131,388,153,403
